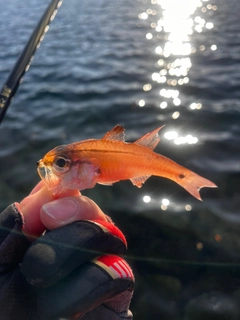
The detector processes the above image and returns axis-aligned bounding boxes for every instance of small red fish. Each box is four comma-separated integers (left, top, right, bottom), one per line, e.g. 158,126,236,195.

37,125,217,199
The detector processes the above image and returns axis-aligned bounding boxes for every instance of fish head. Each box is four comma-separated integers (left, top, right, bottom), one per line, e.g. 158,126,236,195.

37,144,100,195
37,145,72,195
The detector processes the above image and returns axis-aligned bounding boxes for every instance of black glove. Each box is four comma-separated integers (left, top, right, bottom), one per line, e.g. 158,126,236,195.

0,203,134,320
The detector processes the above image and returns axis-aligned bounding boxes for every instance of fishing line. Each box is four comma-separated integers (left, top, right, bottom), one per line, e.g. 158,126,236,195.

0,0,63,125
2,225,239,269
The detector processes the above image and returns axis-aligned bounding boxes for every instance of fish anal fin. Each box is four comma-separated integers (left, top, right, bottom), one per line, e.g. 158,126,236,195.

102,125,125,142
130,175,151,188
134,125,165,150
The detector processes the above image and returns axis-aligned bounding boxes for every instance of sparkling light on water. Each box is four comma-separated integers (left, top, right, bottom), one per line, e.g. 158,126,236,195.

137,0,217,113
143,84,152,91
173,98,181,106
138,99,145,107
162,198,170,206
135,0,217,206
138,12,148,20
160,101,167,109
143,195,151,203
190,102,202,110
146,32,153,39
172,111,180,119
164,131,178,140
164,131,199,145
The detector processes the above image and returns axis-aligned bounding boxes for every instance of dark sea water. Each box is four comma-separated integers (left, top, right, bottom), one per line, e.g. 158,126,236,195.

1,0,240,318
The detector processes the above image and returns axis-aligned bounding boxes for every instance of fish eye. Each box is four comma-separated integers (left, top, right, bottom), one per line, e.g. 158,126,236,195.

53,156,71,173
56,158,66,168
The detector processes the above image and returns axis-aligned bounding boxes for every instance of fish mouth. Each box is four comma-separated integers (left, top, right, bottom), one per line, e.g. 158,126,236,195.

37,160,50,180
37,163,47,179
37,160,60,192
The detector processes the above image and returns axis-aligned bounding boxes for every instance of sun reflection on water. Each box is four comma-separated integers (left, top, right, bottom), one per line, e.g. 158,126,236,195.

137,0,217,119
137,0,217,208
164,129,199,145
142,194,194,212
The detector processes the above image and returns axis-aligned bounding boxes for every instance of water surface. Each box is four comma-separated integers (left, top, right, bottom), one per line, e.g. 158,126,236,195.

0,0,240,318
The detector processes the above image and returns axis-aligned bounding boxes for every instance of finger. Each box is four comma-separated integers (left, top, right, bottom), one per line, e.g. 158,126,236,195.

29,181,45,195
20,186,55,240
40,195,108,230
29,181,81,197
20,186,81,240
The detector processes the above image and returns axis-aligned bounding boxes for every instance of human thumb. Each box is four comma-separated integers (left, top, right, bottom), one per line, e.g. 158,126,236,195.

40,195,108,230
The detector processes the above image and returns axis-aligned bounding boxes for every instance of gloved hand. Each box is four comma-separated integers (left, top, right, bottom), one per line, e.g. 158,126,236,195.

0,182,134,320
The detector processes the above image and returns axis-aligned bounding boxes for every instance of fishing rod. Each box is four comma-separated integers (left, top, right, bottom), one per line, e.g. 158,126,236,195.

0,0,63,125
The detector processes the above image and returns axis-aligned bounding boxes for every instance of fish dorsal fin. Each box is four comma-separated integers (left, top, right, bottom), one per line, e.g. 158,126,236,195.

102,125,125,142
134,125,165,150
130,175,151,188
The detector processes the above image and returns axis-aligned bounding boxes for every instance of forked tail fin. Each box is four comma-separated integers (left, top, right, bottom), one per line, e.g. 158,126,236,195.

175,170,217,201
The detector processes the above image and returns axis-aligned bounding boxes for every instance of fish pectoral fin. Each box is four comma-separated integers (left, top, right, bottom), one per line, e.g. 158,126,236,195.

98,180,119,186
134,125,165,150
102,125,125,142
130,175,151,188
80,158,101,176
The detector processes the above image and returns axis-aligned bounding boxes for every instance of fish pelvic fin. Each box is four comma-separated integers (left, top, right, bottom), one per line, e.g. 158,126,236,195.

102,125,125,142
134,125,165,150
130,175,151,188
175,171,217,201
